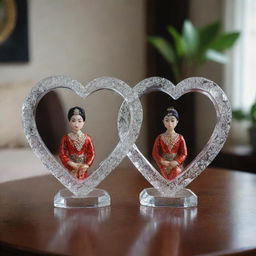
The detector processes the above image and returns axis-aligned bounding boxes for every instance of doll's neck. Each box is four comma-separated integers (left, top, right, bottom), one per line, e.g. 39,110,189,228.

71,130,83,136
165,130,176,135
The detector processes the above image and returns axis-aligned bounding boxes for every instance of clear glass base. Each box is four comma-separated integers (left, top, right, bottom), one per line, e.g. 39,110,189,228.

140,188,198,208
54,188,111,208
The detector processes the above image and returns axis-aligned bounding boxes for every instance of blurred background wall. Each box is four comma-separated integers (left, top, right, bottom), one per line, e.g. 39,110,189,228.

0,0,147,170
0,0,146,83
190,0,223,153
0,0,249,180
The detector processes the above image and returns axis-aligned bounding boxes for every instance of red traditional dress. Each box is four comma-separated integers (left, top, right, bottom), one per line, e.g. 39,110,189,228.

152,133,187,180
59,131,95,180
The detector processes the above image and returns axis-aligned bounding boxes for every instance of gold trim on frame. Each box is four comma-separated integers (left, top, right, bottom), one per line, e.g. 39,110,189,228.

0,0,17,43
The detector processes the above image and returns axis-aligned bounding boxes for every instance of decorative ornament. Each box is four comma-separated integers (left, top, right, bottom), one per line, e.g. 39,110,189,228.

22,76,143,207
118,77,231,207
22,76,231,208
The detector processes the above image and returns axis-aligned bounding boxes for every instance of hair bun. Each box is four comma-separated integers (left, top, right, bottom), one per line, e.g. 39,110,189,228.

163,106,179,120
166,107,175,112
67,106,86,121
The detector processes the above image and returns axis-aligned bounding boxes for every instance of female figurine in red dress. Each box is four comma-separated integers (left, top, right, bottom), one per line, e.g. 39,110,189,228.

59,106,95,180
152,107,187,180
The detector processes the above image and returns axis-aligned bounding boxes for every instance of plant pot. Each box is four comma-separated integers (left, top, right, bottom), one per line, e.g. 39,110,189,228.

248,126,256,152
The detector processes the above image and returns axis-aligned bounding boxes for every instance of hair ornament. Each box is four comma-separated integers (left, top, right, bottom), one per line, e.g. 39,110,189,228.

68,106,86,121
73,108,80,115
166,107,175,112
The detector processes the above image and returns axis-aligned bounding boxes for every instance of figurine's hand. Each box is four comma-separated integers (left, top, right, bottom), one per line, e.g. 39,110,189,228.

80,164,89,172
160,160,171,167
78,165,89,177
71,169,78,176
169,160,179,169
68,161,80,170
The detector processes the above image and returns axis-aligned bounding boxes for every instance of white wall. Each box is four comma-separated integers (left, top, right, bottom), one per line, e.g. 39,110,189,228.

190,0,224,153
0,0,146,83
0,0,147,168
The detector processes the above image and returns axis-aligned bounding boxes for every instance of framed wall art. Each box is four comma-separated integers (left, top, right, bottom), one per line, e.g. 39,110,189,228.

0,0,29,62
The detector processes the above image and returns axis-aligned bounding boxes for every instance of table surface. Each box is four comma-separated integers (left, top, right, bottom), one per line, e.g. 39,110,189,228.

0,167,256,256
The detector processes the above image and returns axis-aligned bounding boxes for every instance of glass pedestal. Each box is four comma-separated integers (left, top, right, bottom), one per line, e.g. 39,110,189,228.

140,188,197,208
54,188,111,208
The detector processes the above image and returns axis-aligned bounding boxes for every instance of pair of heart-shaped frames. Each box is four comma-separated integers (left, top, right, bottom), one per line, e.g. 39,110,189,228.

22,76,231,197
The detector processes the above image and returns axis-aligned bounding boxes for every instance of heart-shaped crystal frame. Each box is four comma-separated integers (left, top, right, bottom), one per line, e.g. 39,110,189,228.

22,76,143,196
118,77,231,196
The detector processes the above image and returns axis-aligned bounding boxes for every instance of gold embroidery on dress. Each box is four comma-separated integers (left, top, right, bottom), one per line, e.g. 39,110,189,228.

68,131,86,151
70,154,85,164
161,132,179,152
162,153,177,174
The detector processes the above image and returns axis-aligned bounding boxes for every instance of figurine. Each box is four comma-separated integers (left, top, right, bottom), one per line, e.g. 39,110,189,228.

59,106,95,180
152,107,187,180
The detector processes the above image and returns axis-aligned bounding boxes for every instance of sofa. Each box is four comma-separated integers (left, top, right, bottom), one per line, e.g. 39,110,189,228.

0,81,67,183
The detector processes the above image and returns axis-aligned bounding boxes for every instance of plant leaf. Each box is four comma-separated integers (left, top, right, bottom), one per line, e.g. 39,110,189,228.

182,20,199,58
210,32,240,51
204,49,228,64
199,21,220,48
148,36,176,64
167,25,186,56
250,103,256,123
232,109,248,121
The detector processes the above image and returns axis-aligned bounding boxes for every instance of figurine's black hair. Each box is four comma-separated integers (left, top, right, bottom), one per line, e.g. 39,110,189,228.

68,106,86,121
163,107,179,120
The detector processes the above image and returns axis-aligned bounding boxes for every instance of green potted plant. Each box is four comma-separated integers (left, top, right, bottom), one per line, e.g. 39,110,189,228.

148,20,240,83
233,104,256,151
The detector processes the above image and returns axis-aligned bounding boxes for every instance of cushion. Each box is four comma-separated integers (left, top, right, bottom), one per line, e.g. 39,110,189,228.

0,81,34,148
0,148,48,182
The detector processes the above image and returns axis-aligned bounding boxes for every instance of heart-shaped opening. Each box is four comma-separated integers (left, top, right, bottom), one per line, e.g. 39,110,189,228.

135,91,216,170
36,88,128,177
22,76,143,196
117,77,231,196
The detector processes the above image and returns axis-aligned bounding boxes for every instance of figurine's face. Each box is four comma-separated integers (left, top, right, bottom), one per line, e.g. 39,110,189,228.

163,115,178,131
69,115,85,132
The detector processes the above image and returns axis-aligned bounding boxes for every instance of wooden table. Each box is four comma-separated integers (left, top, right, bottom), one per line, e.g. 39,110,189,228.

0,167,256,256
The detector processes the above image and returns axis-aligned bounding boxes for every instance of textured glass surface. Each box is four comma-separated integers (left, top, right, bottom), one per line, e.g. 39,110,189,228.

118,77,231,197
54,188,111,208
22,76,231,203
140,188,198,207
22,76,143,196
